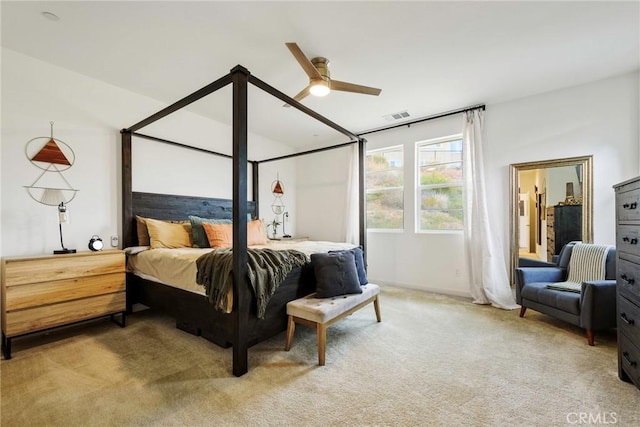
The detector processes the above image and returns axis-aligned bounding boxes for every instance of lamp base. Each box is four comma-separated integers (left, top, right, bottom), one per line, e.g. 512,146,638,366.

54,248,76,255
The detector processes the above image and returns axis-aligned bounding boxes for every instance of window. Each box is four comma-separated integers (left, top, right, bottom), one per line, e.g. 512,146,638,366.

416,136,463,231
366,146,403,230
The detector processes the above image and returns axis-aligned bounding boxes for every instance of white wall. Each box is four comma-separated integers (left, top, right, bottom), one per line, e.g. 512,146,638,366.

295,71,638,299
295,145,353,242
486,71,640,260
1,48,296,257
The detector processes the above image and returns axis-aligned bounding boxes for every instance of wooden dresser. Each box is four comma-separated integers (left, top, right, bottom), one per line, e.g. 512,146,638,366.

613,176,640,390
1,250,126,359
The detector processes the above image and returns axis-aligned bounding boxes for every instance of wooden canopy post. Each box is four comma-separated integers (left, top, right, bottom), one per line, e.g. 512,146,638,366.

358,138,367,265
231,65,250,377
121,130,133,249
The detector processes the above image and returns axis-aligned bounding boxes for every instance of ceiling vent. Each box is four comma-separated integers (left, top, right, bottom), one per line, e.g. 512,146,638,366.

383,110,410,122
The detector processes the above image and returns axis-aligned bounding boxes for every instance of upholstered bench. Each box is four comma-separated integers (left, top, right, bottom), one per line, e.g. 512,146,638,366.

285,283,381,366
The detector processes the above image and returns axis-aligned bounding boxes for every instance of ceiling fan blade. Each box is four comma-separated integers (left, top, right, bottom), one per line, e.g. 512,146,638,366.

283,85,312,107
286,42,322,80
331,80,382,96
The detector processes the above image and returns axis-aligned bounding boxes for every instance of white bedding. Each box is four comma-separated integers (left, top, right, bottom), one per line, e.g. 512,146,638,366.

126,240,357,295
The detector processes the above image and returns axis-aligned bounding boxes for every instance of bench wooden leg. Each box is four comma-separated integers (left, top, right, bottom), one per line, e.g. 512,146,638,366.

285,315,295,351
373,296,381,322
317,323,326,366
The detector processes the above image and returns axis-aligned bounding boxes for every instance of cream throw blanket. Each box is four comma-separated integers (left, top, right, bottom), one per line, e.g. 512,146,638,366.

546,243,612,293
196,248,308,319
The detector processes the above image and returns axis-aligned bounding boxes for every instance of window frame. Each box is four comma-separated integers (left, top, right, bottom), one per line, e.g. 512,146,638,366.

366,144,405,233
415,134,464,234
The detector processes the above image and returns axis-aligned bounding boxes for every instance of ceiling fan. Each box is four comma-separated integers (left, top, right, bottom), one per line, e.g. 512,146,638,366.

285,42,382,105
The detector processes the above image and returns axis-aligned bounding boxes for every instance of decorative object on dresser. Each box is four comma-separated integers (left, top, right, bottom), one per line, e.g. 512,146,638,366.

88,235,104,251
1,250,126,359
23,121,79,254
613,176,640,390
282,211,291,238
270,174,285,238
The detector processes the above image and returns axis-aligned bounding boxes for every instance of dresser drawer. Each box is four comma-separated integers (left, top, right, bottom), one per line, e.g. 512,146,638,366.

618,296,640,340
617,185,640,222
5,273,125,311
619,332,640,387
4,292,125,337
617,226,640,257
3,251,124,287
618,255,640,306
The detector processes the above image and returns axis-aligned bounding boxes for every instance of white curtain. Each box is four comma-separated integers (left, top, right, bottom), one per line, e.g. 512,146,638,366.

463,109,518,309
343,143,360,245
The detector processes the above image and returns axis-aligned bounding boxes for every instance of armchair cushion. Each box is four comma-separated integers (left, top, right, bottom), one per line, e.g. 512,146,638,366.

521,282,580,315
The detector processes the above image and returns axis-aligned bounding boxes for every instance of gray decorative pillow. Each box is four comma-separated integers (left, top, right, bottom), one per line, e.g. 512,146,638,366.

312,251,362,298
189,215,232,248
329,247,367,285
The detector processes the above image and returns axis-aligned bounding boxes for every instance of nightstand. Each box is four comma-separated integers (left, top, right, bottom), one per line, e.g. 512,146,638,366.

1,250,126,359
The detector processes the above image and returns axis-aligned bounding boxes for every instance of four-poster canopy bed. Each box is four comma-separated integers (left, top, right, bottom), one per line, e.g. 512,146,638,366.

121,65,366,376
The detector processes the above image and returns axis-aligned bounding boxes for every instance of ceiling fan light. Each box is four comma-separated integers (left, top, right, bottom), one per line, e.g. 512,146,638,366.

309,81,330,97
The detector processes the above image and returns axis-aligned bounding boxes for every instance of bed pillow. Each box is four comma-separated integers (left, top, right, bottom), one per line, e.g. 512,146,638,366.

136,215,152,246
248,219,268,246
189,215,232,248
145,218,193,249
202,222,233,248
329,247,368,286
136,216,190,246
202,220,267,248
311,251,362,298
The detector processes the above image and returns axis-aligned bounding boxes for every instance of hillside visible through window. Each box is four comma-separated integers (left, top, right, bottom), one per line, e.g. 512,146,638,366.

366,147,403,230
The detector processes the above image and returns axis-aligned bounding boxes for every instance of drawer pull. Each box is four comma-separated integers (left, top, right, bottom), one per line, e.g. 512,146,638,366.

620,312,636,325
620,274,636,285
622,351,637,368
623,202,638,210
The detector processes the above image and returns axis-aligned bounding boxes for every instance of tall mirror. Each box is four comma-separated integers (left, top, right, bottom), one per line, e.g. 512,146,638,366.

509,156,593,283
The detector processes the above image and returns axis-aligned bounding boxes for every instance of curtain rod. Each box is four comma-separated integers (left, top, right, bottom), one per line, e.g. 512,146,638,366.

358,103,486,136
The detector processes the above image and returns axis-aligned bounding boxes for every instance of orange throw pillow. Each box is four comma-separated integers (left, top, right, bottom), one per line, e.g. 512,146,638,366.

248,219,267,246
202,220,267,248
202,222,233,248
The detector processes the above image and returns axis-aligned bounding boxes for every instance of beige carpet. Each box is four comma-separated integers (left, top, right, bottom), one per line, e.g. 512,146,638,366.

1,286,638,426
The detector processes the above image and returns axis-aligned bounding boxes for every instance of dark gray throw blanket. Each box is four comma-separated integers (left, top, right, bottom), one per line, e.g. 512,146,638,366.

195,248,308,319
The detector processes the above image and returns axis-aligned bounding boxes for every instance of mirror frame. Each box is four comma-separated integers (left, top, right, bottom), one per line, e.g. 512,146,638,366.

509,155,593,284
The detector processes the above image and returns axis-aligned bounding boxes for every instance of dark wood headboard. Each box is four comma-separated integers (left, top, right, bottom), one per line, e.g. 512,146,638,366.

126,191,256,247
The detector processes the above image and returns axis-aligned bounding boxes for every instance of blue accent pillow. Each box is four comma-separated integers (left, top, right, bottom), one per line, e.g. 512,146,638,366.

329,247,367,285
311,251,362,298
189,216,232,248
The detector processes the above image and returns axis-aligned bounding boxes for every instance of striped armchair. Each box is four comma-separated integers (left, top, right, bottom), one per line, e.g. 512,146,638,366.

515,242,617,345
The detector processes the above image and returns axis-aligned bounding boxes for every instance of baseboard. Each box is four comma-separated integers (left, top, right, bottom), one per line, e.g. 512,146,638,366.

368,278,472,299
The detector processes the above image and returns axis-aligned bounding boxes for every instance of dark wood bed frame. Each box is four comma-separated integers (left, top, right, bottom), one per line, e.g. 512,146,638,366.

121,65,366,376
